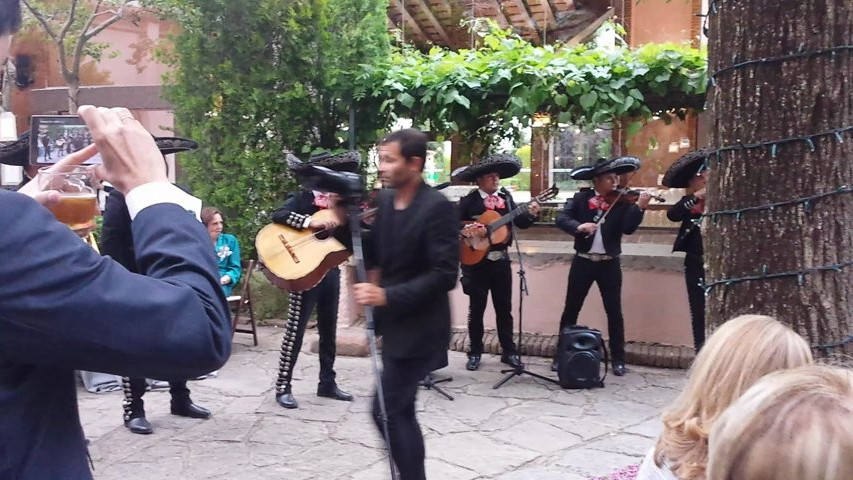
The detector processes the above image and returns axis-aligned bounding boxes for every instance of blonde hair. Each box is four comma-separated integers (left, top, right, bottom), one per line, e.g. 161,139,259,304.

708,365,853,480
653,315,814,480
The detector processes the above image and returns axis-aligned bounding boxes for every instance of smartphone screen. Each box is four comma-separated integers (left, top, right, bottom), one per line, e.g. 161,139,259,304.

29,115,102,165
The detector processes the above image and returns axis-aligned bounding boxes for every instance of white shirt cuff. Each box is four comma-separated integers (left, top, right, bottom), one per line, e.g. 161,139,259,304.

124,182,203,222
302,216,312,229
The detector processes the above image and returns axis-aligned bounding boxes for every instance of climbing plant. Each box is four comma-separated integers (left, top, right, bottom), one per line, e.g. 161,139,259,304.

358,22,707,160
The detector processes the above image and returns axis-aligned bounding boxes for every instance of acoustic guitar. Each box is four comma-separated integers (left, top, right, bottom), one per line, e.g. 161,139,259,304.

459,185,559,266
255,209,351,292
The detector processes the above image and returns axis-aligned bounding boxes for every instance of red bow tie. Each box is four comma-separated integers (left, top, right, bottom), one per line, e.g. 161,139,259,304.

588,195,611,212
313,192,330,209
484,194,506,210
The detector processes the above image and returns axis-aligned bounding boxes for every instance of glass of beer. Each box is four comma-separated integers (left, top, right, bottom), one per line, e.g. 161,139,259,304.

38,166,99,233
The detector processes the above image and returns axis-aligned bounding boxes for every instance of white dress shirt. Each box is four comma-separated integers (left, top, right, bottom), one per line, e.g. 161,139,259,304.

124,182,203,222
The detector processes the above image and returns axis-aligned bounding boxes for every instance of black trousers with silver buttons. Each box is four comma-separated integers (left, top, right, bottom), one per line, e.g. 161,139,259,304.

275,268,340,395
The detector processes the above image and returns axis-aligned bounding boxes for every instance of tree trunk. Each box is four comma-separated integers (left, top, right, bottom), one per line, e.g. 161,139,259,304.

705,1,852,356
67,80,80,114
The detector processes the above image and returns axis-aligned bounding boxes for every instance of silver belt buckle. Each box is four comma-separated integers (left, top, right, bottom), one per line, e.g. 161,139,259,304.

487,251,507,261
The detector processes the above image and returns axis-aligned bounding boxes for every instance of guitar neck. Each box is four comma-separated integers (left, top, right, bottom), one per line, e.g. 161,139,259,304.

488,203,529,231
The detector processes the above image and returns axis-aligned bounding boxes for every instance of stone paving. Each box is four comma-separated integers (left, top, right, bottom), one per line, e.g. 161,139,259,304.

78,326,686,480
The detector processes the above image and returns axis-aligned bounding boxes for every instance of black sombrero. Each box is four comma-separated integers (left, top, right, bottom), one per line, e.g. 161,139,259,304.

662,149,708,188
570,156,641,181
288,150,361,175
0,131,198,166
452,153,521,183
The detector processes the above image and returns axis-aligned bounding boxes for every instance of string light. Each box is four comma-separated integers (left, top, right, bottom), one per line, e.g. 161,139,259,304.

701,260,853,293
813,335,853,354
702,186,853,221
697,125,852,168
710,45,853,86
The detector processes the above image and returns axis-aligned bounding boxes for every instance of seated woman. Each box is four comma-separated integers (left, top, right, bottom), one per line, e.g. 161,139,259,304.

202,207,242,296
637,314,814,480
708,365,853,480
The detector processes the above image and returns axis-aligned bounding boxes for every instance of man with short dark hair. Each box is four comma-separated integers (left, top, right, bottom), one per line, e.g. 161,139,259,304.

0,3,232,477
353,128,458,480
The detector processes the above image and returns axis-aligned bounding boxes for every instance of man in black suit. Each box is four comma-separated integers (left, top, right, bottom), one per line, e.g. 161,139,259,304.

455,153,539,371
102,186,213,435
554,157,651,376
353,129,458,480
0,10,231,475
268,152,358,409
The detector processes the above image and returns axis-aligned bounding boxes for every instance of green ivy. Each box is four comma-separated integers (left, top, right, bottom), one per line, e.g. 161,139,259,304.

357,22,707,159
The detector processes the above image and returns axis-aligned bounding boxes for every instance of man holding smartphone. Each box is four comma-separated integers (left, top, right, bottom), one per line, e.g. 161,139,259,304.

0,3,232,478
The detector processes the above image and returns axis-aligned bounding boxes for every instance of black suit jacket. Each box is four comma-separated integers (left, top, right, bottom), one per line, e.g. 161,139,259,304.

0,190,231,480
100,189,138,272
556,189,645,256
457,188,535,253
366,183,459,364
667,194,703,256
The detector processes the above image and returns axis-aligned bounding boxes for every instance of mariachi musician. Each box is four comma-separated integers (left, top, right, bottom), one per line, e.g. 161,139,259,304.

663,150,708,352
269,151,359,409
455,153,540,371
554,156,652,376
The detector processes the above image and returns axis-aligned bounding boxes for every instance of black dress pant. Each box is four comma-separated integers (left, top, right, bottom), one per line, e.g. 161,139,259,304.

372,355,434,480
684,253,706,352
122,377,190,419
462,257,517,356
558,256,626,363
276,267,340,393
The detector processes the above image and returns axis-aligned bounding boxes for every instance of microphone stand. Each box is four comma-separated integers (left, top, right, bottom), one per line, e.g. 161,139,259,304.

493,189,560,389
346,201,399,480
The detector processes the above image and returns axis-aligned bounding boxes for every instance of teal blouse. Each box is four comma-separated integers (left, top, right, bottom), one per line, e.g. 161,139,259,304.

215,233,242,296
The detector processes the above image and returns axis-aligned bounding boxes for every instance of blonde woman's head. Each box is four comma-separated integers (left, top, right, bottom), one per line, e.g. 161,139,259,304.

654,314,814,480
708,365,853,480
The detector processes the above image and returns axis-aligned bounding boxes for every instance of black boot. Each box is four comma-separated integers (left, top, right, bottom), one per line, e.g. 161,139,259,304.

317,383,354,402
466,354,481,371
612,362,627,376
276,390,299,409
171,400,212,419
501,353,523,369
124,414,153,435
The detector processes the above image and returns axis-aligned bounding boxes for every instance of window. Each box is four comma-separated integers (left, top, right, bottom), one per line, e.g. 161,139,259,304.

550,126,612,197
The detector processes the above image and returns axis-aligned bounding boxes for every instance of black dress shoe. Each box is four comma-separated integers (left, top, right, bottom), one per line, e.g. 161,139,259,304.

466,355,481,371
501,353,523,369
613,363,627,376
170,402,212,419
276,392,299,409
317,384,354,402
124,416,153,435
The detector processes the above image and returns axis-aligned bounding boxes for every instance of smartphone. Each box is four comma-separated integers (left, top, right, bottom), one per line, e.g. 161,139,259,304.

29,115,102,165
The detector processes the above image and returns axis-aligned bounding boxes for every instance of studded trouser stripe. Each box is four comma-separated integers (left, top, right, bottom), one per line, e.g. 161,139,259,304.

121,376,134,421
275,292,303,395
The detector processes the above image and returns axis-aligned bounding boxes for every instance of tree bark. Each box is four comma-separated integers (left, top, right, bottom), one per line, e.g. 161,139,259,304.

67,80,80,113
705,1,852,356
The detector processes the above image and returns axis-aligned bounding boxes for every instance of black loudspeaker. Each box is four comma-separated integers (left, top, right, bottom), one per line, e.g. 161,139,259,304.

15,55,34,89
556,325,608,389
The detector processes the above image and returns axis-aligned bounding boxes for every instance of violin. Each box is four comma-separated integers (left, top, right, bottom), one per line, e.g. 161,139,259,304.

601,188,666,206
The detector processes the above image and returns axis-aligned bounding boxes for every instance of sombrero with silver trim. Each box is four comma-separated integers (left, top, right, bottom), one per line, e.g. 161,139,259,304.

0,131,198,166
570,156,642,181
662,149,708,188
452,153,522,183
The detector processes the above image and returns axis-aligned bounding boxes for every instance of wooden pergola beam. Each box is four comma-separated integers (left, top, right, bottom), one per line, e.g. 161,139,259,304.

389,0,429,43
564,6,613,47
489,0,511,29
550,0,574,13
507,0,542,43
412,0,452,45
528,0,557,29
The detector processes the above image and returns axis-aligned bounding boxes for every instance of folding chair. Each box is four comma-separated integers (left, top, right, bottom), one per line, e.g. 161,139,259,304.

229,259,258,346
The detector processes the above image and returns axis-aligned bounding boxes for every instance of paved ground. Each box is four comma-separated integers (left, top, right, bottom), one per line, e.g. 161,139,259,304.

79,326,686,480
